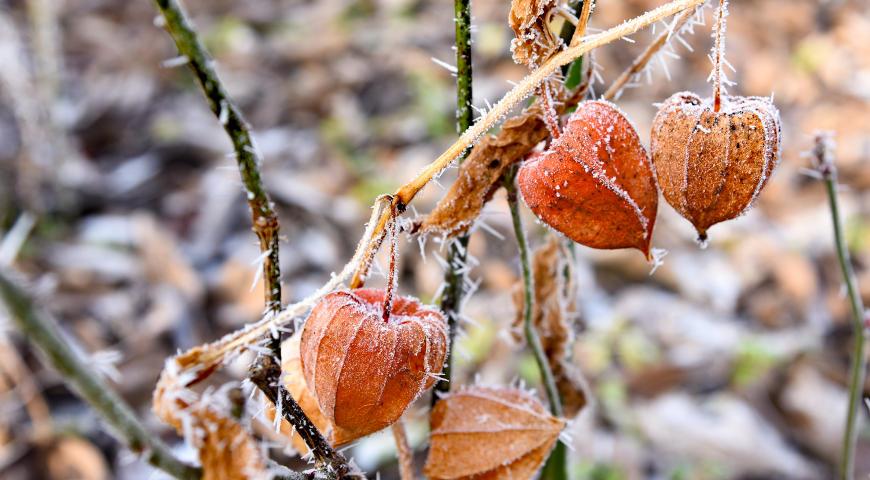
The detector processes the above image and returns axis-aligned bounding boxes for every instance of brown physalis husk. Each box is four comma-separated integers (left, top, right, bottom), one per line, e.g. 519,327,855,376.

300,288,449,444
265,333,335,454
651,91,781,241
511,236,588,417
519,100,659,258
423,386,565,479
153,361,269,480
509,0,560,68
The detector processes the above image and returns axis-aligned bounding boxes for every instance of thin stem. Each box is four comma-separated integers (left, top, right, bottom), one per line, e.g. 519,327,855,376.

504,169,566,480
814,134,868,480
382,203,398,322
152,0,282,334
0,271,201,480
603,6,698,101
249,356,359,479
435,0,474,398
152,0,332,463
712,0,727,112
391,421,414,480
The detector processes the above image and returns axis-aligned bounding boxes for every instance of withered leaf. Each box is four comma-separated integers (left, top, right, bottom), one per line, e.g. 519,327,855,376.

300,289,449,444
153,366,269,480
423,386,565,479
519,100,659,258
509,0,560,68
651,92,781,240
415,104,553,238
511,236,587,417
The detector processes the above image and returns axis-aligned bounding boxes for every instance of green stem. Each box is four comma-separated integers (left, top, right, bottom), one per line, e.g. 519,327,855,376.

0,271,201,480
152,0,334,465
504,168,566,480
435,0,474,400
825,173,868,480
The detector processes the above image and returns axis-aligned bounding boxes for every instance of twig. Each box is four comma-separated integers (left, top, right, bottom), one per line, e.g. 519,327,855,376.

503,167,566,480
812,133,868,480
435,0,474,399
602,6,698,101
151,0,333,465
712,0,727,112
347,0,704,289
0,271,202,480
249,355,359,479
391,421,415,480
569,0,594,47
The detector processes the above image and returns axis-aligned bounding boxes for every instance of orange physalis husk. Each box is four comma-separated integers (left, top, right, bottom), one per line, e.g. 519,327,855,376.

650,92,781,241
423,386,566,479
300,288,449,444
519,100,659,258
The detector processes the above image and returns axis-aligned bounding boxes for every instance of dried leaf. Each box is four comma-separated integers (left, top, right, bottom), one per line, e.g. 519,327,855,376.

511,236,587,417
519,100,659,258
414,106,552,238
423,386,565,479
509,0,560,68
153,364,269,480
300,289,449,444
651,92,781,240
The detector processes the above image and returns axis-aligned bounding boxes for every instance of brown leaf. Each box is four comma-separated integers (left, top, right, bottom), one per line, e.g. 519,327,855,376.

511,236,587,417
153,366,269,480
300,289,449,444
423,386,565,479
414,105,552,238
651,92,781,240
509,0,560,68
519,100,659,258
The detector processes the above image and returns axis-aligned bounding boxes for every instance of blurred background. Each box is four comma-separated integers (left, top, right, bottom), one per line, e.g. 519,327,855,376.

0,0,868,478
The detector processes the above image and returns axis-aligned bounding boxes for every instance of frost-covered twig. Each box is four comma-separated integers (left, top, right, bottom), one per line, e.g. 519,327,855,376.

0,271,201,480
711,0,727,111
603,6,698,100
151,0,334,464
152,0,282,324
249,355,359,479
503,167,566,480
811,133,868,480
435,0,474,399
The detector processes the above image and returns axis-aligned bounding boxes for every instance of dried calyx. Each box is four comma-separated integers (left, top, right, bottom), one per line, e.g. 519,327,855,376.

519,100,659,258
424,386,565,479
650,0,781,241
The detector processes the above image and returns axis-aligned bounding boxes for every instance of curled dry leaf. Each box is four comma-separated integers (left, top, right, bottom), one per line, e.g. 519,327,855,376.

267,333,334,453
423,386,565,479
511,236,587,417
651,92,781,240
300,289,448,444
415,107,551,237
519,100,659,258
509,0,560,68
153,362,269,480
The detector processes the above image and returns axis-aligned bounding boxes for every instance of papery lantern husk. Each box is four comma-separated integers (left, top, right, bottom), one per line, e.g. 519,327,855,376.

651,91,781,240
424,386,565,479
519,100,659,258
300,289,448,444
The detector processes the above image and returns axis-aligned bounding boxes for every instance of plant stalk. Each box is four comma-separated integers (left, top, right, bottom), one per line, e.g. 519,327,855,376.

152,0,331,462
504,168,566,480
814,134,869,480
435,0,474,399
0,271,202,480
